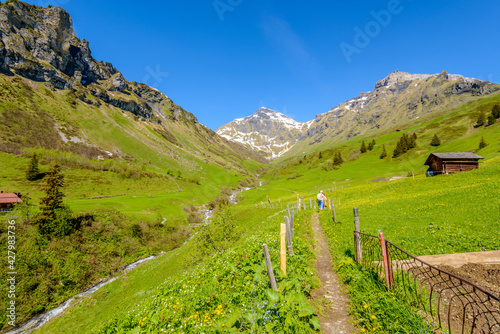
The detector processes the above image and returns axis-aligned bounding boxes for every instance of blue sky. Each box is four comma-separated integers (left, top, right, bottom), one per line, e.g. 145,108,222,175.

26,0,500,130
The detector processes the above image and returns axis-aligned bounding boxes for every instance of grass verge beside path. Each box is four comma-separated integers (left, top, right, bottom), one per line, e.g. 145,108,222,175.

319,209,433,333
316,158,499,332
35,205,320,333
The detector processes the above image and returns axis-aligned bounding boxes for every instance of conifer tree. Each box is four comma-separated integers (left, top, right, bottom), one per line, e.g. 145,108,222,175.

26,153,39,181
333,152,343,165
392,144,401,158
412,133,417,147
401,134,409,152
487,114,496,126
360,141,367,153
492,104,500,118
318,151,322,159
35,164,65,235
478,136,488,150
476,111,486,127
430,134,441,146
367,140,374,151
380,144,387,159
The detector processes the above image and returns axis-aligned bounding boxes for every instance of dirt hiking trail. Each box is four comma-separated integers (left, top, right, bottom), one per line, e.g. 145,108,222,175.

311,212,357,333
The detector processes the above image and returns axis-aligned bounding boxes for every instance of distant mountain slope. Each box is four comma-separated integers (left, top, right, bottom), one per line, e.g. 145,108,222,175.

304,70,499,148
217,107,312,159
0,1,265,179
218,70,500,160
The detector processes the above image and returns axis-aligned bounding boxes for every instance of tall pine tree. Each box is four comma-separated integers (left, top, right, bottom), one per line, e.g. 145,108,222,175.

360,141,367,153
476,111,486,127
35,164,65,235
380,145,387,159
26,153,39,181
487,114,496,126
478,136,488,150
492,104,500,118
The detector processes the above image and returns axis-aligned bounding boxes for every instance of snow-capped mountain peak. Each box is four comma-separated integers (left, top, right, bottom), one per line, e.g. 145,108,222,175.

217,107,309,159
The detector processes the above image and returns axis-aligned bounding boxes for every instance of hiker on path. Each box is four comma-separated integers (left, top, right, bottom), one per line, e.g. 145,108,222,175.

317,190,326,210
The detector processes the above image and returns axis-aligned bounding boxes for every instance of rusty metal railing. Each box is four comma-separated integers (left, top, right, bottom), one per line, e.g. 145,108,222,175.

355,231,500,333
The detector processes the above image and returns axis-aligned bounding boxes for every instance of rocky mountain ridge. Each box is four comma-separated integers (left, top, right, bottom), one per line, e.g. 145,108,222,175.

0,0,266,174
216,107,312,159
218,70,500,159
0,0,196,122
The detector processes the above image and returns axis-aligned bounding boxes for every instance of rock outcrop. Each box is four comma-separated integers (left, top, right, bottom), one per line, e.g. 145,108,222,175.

0,1,197,121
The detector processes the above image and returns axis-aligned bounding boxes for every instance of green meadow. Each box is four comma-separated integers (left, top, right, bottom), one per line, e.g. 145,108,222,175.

1,78,499,332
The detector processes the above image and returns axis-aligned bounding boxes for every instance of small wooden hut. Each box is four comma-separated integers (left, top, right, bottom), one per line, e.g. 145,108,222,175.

0,192,22,211
424,152,484,175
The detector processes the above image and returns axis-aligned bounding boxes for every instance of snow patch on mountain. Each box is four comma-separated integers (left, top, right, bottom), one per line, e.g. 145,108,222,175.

216,107,309,159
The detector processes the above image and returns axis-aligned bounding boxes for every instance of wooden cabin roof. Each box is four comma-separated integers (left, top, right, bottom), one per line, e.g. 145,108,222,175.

424,152,484,165
0,193,22,204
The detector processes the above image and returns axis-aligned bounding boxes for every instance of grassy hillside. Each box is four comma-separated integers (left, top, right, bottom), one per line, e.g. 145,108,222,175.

1,71,499,332
267,89,500,194
32,155,500,333
34,201,320,333
0,73,264,330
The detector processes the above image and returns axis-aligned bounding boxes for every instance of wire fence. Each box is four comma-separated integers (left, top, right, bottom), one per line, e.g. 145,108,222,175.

355,231,500,333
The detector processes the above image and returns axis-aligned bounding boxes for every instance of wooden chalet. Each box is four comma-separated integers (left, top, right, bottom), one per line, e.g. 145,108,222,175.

0,192,22,211
424,152,484,175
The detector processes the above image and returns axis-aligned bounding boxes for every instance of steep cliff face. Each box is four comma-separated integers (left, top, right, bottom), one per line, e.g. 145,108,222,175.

0,1,198,122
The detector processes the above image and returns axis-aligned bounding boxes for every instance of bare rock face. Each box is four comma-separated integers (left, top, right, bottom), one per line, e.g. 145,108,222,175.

0,1,198,123
375,70,432,89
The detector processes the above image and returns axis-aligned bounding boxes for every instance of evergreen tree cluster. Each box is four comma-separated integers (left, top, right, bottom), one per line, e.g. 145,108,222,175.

392,133,417,158
360,139,376,153
488,104,500,125
367,139,376,151
332,151,343,166
477,104,500,127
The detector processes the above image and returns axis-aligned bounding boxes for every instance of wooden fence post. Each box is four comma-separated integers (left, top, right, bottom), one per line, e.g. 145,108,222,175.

354,208,362,263
289,211,294,239
302,197,305,211
332,200,337,223
280,223,286,275
287,204,291,220
310,198,312,209
296,194,299,214
262,244,278,291
378,230,393,291
285,218,294,256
